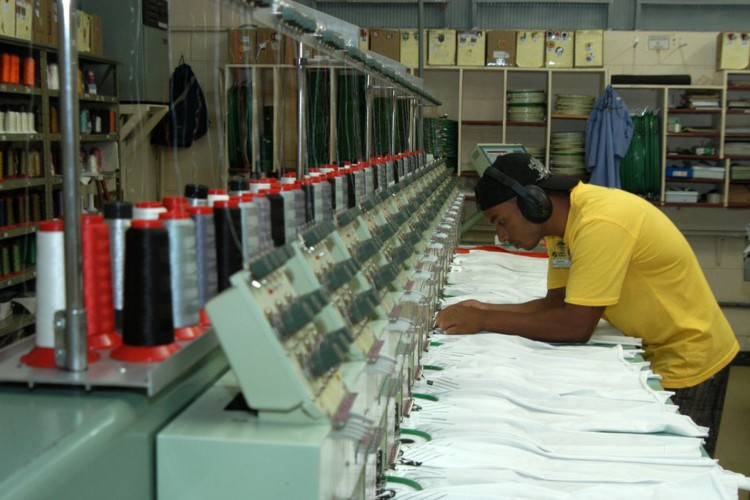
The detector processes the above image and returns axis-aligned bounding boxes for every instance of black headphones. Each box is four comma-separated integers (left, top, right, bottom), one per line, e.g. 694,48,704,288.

482,168,552,223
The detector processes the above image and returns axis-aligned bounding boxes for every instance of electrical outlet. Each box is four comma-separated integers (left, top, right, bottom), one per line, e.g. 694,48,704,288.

647,35,670,51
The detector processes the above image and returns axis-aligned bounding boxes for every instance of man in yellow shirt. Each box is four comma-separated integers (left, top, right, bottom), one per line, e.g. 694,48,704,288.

435,152,739,456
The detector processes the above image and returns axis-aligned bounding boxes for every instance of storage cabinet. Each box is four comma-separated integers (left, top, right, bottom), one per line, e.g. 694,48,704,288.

0,34,120,341
421,66,607,175
723,71,750,208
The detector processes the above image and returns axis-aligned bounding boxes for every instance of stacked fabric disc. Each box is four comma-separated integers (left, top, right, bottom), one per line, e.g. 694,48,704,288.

555,93,595,116
550,131,586,175
525,146,546,164
506,89,546,122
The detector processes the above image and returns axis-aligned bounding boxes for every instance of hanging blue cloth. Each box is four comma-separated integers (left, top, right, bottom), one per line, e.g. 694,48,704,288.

585,85,634,188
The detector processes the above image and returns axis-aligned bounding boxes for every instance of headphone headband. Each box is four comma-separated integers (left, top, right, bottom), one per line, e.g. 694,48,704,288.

481,167,552,223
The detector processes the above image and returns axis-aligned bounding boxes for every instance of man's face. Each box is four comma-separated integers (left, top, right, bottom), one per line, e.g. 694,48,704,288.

482,197,542,250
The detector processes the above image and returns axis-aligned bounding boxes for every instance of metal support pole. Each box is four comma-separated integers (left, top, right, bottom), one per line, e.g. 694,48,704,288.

365,74,373,160
296,41,307,178
55,0,87,372
417,0,425,151
390,89,397,157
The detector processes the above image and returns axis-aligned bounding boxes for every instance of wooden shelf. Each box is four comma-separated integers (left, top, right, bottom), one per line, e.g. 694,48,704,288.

666,177,724,184
550,113,589,120
667,132,720,138
0,224,37,241
667,154,720,160
663,202,724,208
461,120,503,126
506,120,547,127
667,108,722,114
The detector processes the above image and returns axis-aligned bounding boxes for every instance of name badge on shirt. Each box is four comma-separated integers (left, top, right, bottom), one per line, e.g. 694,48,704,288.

550,241,571,268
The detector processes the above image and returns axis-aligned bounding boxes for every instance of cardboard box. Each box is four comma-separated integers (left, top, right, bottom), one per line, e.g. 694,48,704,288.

369,29,400,62
75,9,90,52
400,29,423,67
456,30,485,66
228,28,256,64
15,0,30,40
717,32,750,70
0,0,15,37
515,31,544,68
545,30,574,67
485,30,516,66
31,0,46,45
48,0,58,47
575,29,603,67
428,29,456,66
89,13,102,55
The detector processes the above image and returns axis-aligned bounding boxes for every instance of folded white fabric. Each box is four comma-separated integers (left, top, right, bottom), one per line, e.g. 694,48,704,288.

407,398,707,437
394,248,750,498
391,467,746,500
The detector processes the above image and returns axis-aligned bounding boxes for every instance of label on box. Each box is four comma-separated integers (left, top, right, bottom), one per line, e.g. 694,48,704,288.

457,30,485,66
428,29,456,66
0,0,16,37
545,31,574,67
516,31,544,68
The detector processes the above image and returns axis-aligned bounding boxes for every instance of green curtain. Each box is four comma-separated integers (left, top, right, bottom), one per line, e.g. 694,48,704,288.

336,70,366,163
306,69,330,167
226,82,252,171
620,112,661,199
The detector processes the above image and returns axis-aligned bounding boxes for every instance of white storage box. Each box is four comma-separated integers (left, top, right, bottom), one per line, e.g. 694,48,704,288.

691,166,725,180
666,190,699,203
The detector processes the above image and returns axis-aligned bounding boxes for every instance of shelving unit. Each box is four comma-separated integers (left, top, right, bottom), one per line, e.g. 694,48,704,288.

0,34,120,338
722,70,750,208
613,77,750,208
420,66,607,175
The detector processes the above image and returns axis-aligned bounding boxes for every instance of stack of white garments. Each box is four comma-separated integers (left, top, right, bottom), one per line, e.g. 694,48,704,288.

388,248,750,498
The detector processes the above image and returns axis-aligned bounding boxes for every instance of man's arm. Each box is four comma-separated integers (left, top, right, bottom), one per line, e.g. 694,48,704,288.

435,287,604,343
458,287,566,313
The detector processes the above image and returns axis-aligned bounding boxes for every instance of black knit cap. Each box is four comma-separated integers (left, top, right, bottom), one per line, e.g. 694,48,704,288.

474,152,578,211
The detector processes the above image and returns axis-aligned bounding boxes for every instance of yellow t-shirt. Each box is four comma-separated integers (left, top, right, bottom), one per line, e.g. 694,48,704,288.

546,183,738,389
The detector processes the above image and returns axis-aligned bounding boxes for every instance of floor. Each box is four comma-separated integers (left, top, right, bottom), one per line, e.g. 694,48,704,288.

715,364,750,500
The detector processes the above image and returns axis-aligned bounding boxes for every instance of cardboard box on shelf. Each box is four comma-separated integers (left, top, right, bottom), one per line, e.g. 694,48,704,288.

428,29,456,66
369,29,400,62
457,30,485,66
75,9,90,52
575,29,603,67
485,30,516,66
400,29,423,67
717,32,750,70
90,14,102,55
48,0,58,47
31,0,46,45
545,30,574,67
15,0,31,40
0,0,15,37
515,31,544,68
228,27,256,64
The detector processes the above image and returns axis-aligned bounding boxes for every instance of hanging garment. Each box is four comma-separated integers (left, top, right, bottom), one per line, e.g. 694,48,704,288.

585,85,634,188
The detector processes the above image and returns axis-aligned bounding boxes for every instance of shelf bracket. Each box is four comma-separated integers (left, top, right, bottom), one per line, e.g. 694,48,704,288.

118,103,169,153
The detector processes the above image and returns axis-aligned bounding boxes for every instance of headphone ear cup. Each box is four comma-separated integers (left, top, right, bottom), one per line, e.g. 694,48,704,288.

517,184,552,223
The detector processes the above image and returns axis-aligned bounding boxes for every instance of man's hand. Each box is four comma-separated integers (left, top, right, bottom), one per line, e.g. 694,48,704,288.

434,303,486,335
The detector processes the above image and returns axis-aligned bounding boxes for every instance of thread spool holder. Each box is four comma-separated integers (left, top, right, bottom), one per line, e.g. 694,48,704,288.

0,330,219,396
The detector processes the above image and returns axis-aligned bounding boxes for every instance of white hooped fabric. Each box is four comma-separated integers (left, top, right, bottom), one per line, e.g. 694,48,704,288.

392,249,750,498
